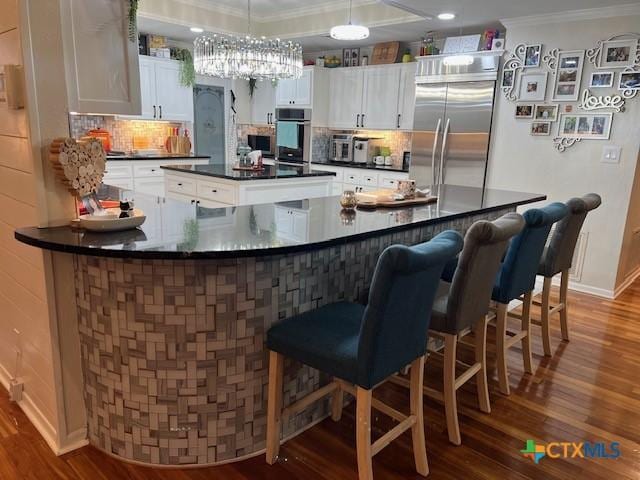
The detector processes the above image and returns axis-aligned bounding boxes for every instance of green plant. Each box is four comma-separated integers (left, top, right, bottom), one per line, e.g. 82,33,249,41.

248,78,257,98
175,49,195,87
128,0,139,42
179,219,199,251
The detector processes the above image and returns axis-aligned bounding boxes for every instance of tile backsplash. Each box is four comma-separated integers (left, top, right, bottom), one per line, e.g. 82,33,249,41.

312,127,412,169
69,115,187,152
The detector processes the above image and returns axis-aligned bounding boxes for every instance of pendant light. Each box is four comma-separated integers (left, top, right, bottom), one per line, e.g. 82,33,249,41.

193,0,303,80
330,0,370,41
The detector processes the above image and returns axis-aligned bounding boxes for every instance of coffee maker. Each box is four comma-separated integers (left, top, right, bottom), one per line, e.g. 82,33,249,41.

352,138,370,164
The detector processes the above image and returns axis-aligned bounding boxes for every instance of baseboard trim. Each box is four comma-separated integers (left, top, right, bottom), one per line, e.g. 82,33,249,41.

0,363,60,454
57,427,89,455
534,277,614,299
614,265,640,298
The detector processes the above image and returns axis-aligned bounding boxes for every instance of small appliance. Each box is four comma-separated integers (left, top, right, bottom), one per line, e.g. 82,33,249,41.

331,134,354,162
247,134,274,157
352,138,370,164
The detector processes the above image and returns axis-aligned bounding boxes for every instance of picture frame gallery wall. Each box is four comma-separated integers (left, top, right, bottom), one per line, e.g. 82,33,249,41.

501,33,640,152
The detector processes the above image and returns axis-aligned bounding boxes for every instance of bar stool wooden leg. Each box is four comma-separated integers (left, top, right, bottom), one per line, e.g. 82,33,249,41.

409,356,429,476
495,304,510,396
356,387,373,480
474,316,491,413
331,381,344,421
266,351,284,465
522,291,533,374
443,333,461,445
541,276,553,356
559,269,570,342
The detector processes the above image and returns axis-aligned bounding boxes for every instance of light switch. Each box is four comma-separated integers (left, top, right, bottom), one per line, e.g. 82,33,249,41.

602,145,621,164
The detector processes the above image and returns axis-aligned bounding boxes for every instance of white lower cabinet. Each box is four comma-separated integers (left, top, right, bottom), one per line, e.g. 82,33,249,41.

104,158,209,197
164,170,333,206
275,205,309,242
310,164,409,194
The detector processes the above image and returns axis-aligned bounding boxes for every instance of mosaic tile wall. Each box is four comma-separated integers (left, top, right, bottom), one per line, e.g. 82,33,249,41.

69,115,187,153
74,207,511,466
312,127,412,169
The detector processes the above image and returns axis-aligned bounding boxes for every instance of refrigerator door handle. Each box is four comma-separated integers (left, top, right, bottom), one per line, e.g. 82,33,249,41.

431,118,442,186
439,118,451,185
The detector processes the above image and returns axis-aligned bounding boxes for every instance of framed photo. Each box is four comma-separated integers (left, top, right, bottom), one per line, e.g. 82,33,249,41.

518,71,548,101
515,104,534,119
534,104,558,122
589,71,614,88
557,113,612,139
524,44,542,68
598,39,637,69
552,50,585,102
531,122,551,136
350,48,360,67
618,71,640,90
502,69,515,88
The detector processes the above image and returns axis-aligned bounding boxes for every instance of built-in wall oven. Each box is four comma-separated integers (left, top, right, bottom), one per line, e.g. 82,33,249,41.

275,108,311,164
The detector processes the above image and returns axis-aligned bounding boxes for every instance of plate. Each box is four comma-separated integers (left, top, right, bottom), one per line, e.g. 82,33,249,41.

78,208,146,232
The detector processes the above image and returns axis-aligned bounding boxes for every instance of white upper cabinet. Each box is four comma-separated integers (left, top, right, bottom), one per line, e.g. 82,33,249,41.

154,60,193,122
328,63,417,131
329,68,364,129
251,80,276,125
361,66,401,130
276,68,312,107
397,64,417,130
138,57,157,118
127,57,193,122
60,0,141,115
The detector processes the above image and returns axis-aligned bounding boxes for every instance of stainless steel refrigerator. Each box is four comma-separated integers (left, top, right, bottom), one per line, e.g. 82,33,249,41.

409,52,502,190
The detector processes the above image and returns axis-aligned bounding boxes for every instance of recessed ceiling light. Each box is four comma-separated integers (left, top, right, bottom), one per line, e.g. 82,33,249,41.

190,27,204,33
438,12,456,20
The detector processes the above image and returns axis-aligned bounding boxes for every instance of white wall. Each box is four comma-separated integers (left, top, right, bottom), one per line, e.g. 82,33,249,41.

0,0,58,440
488,11,640,296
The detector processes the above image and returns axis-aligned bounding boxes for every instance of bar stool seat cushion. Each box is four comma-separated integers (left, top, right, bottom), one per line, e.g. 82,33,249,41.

267,302,365,385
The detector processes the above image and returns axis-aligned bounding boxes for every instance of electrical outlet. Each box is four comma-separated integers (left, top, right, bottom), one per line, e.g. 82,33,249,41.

9,378,23,402
602,145,621,164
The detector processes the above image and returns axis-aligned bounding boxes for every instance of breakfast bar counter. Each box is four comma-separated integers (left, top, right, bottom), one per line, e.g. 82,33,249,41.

15,185,544,467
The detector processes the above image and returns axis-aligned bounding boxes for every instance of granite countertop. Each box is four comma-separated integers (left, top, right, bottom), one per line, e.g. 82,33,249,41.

312,159,409,173
106,154,211,161
161,163,336,181
14,184,545,259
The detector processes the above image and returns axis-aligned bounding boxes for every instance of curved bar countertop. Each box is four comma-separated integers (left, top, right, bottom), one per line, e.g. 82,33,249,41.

15,184,544,467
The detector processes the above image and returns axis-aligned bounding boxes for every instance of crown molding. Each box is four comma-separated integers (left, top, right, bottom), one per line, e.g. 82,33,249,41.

171,0,379,23
501,3,640,29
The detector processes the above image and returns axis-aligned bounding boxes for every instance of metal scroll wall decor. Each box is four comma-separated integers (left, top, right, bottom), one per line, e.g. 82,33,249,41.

501,33,640,152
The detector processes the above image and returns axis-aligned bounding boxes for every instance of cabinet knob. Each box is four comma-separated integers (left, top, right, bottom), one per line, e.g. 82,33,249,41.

159,105,162,119
153,105,156,119
177,183,183,186
212,189,217,193
196,200,200,204
151,169,156,172
190,199,195,204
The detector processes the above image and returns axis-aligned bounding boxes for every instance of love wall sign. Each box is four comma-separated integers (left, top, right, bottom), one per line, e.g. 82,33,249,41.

49,137,106,197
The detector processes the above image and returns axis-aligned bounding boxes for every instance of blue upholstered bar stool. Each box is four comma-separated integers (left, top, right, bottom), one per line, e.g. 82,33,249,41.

490,203,568,396
265,231,464,480
400,213,525,446
535,193,602,356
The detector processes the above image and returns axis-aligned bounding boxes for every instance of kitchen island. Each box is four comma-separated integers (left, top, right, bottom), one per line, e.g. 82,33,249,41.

162,162,336,207
15,185,545,467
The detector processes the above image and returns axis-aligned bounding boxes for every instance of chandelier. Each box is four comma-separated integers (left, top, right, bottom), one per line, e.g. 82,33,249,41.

193,0,303,80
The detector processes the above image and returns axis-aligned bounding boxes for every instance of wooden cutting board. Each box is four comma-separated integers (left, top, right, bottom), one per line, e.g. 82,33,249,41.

357,195,437,209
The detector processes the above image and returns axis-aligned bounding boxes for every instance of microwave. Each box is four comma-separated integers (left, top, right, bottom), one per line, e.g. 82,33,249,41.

247,134,274,156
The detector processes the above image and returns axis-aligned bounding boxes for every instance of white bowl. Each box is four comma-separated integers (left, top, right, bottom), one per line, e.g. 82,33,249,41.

78,208,146,232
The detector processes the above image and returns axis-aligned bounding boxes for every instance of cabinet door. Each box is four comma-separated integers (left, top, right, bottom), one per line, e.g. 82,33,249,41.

329,69,364,129
293,69,312,106
251,80,276,125
398,64,417,130
138,57,157,119
291,210,309,241
276,78,296,106
60,0,141,115
133,177,165,197
361,66,401,129
155,60,194,122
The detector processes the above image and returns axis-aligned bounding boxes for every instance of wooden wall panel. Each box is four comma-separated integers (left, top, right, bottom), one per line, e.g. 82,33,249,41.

0,136,32,173
0,166,37,206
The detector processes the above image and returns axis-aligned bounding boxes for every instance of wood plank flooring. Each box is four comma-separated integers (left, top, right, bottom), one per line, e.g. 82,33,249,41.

1,280,640,479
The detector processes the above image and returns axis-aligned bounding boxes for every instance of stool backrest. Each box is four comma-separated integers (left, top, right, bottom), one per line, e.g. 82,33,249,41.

357,230,463,389
539,193,602,277
446,213,525,333
493,203,568,303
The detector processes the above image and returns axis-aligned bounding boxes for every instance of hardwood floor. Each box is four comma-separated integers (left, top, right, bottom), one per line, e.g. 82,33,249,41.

2,280,640,479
